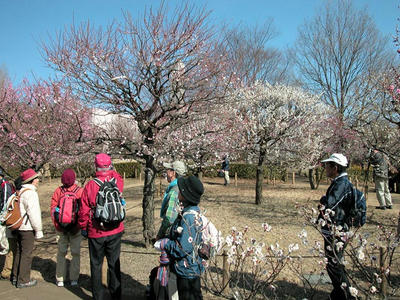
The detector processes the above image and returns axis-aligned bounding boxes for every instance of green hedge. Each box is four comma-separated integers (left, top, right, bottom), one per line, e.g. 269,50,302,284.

113,162,142,178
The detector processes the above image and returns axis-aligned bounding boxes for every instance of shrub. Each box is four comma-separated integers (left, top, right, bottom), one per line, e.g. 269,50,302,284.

113,162,142,178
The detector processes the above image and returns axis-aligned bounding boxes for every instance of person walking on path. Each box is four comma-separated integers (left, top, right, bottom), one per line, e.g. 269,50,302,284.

319,153,355,300
78,153,124,300
156,160,187,240
0,168,15,281
50,169,83,287
369,149,393,210
11,169,43,289
221,155,230,186
155,175,205,300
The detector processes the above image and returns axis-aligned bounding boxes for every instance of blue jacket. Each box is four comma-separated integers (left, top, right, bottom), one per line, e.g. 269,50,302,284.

164,205,204,278
320,173,353,235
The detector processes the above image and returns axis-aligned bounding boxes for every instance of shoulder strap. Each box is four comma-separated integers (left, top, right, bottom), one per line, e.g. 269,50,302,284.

93,178,103,186
18,188,32,197
182,210,199,217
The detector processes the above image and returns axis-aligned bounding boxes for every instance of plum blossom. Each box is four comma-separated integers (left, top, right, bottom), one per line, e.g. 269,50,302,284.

349,287,358,297
262,223,272,232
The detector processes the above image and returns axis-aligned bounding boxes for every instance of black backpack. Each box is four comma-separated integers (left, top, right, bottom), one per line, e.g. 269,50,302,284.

347,186,367,227
93,178,126,227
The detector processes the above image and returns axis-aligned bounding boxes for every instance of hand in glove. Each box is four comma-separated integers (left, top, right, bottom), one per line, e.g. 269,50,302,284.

154,238,169,251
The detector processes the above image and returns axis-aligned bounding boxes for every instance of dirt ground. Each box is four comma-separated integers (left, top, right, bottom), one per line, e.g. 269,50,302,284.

29,175,399,299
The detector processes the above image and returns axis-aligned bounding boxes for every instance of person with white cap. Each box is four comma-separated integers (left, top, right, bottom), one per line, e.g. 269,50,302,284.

156,160,187,240
319,153,355,300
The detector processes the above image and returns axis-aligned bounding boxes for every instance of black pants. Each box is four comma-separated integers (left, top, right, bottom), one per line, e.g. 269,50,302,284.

12,230,35,284
177,275,202,300
324,238,355,300
88,232,122,300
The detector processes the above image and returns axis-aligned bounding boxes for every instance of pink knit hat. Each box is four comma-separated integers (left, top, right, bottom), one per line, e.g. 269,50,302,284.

95,153,112,168
21,168,39,184
61,168,76,187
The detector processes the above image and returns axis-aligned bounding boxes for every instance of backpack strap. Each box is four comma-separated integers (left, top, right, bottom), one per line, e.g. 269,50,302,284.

93,178,103,186
16,188,32,224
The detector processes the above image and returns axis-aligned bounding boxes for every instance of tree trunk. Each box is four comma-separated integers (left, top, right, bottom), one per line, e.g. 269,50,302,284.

308,168,324,190
142,156,156,248
255,149,266,205
197,170,203,181
308,169,316,190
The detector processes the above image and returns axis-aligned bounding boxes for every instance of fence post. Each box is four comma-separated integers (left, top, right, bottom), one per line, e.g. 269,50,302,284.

292,172,295,186
379,247,388,297
159,176,162,196
123,172,126,181
273,176,276,186
102,257,107,286
222,250,229,291
234,172,237,187
139,171,142,183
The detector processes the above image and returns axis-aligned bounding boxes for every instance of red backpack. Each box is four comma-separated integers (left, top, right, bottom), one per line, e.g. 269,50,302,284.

54,186,80,231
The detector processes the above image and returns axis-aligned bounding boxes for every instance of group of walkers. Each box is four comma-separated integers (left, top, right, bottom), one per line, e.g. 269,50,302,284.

0,149,396,300
0,153,208,300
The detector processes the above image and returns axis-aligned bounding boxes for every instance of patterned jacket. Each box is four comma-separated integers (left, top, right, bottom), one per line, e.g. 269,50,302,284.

164,205,204,278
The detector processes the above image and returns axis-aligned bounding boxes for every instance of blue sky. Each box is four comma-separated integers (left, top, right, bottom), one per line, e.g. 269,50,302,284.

1,0,399,84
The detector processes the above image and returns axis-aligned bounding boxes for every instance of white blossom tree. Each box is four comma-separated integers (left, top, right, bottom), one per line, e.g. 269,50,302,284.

233,82,329,204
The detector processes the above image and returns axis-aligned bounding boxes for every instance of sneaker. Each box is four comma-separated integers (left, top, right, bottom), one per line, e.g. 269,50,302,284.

70,280,78,286
375,206,386,210
17,279,37,288
56,281,64,287
386,205,392,209
11,279,17,286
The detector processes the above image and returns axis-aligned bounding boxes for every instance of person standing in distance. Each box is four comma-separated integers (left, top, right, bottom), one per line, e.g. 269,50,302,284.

221,155,230,186
369,149,393,210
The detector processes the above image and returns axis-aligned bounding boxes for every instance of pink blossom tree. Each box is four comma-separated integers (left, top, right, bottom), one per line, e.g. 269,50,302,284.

42,4,234,246
0,79,94,173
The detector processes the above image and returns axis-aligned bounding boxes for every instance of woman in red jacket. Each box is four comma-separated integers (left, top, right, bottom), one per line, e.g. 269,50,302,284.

78,153,124,300
50,169,83,287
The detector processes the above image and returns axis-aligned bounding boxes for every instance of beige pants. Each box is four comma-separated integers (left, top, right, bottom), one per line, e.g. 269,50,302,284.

224,170,230,185
0,238,17,278
375,176,392,207
56,231,82,282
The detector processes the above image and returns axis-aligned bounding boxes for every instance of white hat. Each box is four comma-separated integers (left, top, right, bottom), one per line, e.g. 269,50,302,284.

321,153,348,167
163,160,187,176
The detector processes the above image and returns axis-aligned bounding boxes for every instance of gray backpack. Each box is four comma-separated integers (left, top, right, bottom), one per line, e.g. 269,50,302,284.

93,178,125,228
